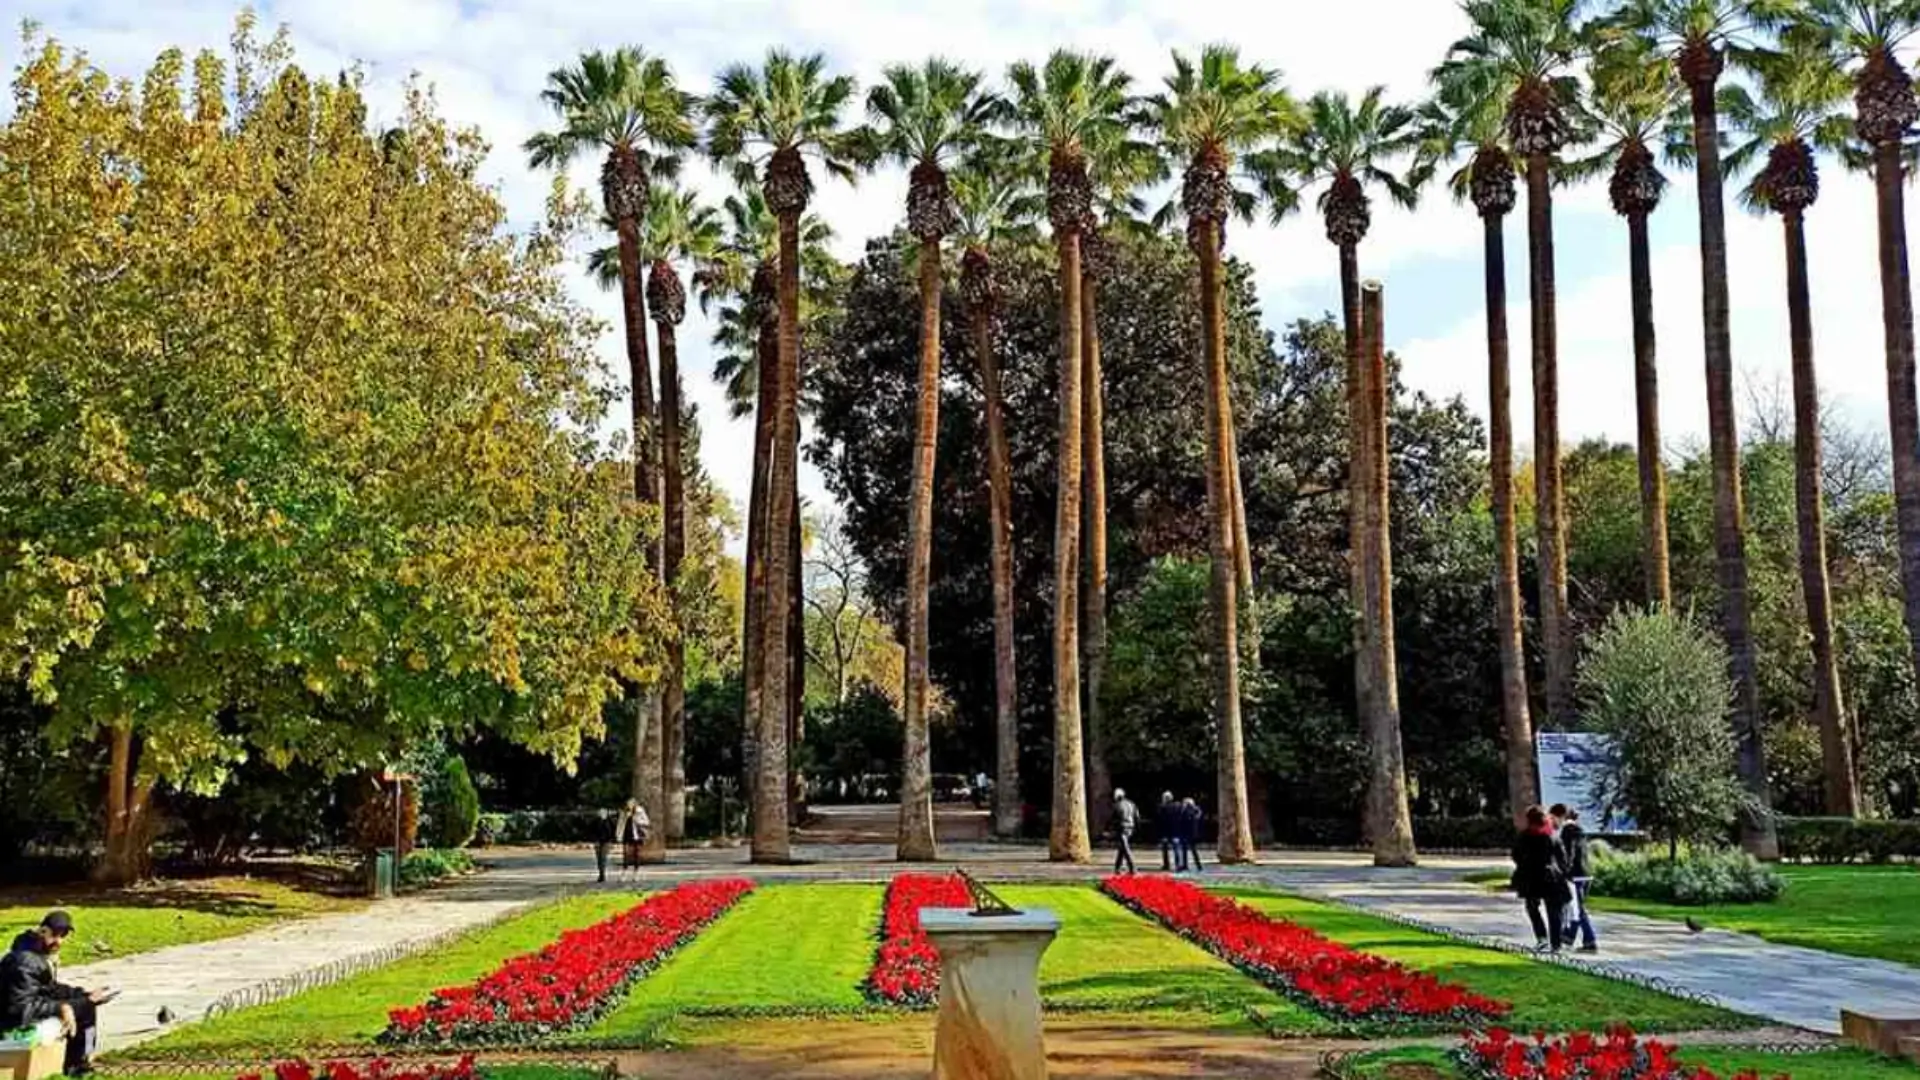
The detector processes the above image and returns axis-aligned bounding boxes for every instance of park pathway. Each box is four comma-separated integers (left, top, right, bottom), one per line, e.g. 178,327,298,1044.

1268,862,1920,1035
69,876,537,1053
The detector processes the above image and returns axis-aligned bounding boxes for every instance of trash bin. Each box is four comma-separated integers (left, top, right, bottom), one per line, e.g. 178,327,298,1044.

365,848,396,899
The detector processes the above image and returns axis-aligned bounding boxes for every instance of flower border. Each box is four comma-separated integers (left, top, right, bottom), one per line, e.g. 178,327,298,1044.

861,872,971,1007
1458,1026,1789,1079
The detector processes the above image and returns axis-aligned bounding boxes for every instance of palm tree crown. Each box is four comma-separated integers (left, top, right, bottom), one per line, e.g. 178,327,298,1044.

1271,87,1425,247
704,49,863,214
699,190,837,415
951,158,1042,311
642,187,722,327
1140,45,1297,245
861,60,1004,240
1725,39,1853,216
1598,0,1773,90
1418,84,1520,220
1565,49,1682,219
1434,0,1589,157
1767,0,1920,145
524,48,695,221
1007,50,1136,233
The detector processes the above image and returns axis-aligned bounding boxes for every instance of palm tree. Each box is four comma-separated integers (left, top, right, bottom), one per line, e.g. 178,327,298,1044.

1141,44,1295,864
1725,38,1861,816
1272,86,1423,866
1778,0,1920,741
1603,0,1778,858
1417,88,1537,827
525,49,694,854
1435,0,1586,733
951,161,1042,840
1008,50,1134,863
705,49,863,863
1566,51,1678,608
860,59,1000,862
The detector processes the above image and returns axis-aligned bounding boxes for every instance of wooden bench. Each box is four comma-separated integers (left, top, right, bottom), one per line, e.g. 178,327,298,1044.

1841,1009,1920,1065
0,1021,65,1080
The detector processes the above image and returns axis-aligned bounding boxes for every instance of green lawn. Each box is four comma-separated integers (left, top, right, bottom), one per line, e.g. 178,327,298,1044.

121,892,642,1058
582,883,884,1041
1222,889,1746,1032
1341,1045,1920,1078
0,876,362,963
1587,865,1920,968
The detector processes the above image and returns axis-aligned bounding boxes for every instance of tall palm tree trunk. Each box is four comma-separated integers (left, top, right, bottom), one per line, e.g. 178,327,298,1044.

1200,225,1254,864
899,241,942,861
972,295,1022,839
1227,414,1259,666
788,487,804,824
1341,242,1374,767
1362,281,1415,866
1783,208,1858,817
1484,211,1537,825
1081,271,1113,838
1687,72,1776,858
1525,154,1573,728
1873,138,1920,714
1050,229,1091,864
741,308,776,817
754,211,802,864
1628,210,1673,608
615,217,666,863
658,316,688,843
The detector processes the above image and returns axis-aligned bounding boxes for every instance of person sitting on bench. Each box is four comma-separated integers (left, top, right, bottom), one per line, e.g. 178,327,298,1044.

1,911,113,1077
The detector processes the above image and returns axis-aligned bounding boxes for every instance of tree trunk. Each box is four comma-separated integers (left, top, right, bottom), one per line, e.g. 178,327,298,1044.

1081,270,1113,839
1361,281,1415,867
1628,210,1673,608
753,211,802,864
95,727,154,885
615,216,666,863
1526,154,1573,728
1227,409,1259,666
1200,225,1254,865
659,317,689,843
740,311,776,816
1485,213,1538,825
1689,78,1777,858
1050,229,1091,864
788,486,805,825
1341,241,1374,786
898,239,942,861
1783,208,1859,817
1873,138,1920,725
973,297,1022,839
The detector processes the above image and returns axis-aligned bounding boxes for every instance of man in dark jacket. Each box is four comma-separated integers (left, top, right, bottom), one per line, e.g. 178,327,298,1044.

1155,793,1184,872
1559,808,1598,952
1,911,109,1076
592,808,615,883
1110,789,1139,875
1179,797,1205,872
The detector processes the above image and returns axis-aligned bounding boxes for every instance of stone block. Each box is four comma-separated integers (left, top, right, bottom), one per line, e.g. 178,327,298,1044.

0,1039,64,1080
1840,1009,1920,1059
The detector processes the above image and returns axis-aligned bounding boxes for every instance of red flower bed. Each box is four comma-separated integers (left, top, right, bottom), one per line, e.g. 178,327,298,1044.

862,872,971,1007
1102,875,1508,1025
382,878,751,1044
1458,1027,1787,1079
241,1058,476,1080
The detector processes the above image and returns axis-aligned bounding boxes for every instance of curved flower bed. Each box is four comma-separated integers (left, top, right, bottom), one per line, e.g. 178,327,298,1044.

1459,1027,1787,1079
383,878,752,1044
1102,875,1508,1026
241,1058,476,1080
862,872,971,1007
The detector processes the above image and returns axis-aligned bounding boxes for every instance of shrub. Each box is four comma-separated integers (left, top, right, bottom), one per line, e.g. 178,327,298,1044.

1579,609,1750,852
350,773,419,856
1589,845,1784,905
426,756,481,849
472,809,601,846
1777,815,1920,864
399,847,475,888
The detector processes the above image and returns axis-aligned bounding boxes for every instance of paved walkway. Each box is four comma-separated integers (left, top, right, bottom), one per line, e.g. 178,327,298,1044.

1266,863,1920,1035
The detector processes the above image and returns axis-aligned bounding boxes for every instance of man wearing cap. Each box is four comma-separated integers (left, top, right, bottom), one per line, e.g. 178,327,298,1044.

2,911,110,1076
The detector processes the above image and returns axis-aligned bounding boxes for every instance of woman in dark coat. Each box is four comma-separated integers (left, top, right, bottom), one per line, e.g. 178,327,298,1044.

1510,804,1572,951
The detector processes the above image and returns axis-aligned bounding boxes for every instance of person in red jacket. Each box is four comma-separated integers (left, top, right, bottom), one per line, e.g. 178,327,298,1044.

1510,806,1572,952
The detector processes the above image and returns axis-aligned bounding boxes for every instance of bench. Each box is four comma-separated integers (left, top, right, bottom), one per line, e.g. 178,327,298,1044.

1841,1009,1920,1065
0,1020,65,1080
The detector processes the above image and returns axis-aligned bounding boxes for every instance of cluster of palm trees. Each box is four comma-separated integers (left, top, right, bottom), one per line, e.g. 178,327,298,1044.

527,0,1920,868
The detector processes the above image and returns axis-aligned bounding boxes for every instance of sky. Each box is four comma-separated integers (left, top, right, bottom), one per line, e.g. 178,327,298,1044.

14,0,1911,537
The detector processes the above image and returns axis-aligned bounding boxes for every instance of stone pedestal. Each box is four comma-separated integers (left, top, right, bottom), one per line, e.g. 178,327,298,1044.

920,906,1061,1080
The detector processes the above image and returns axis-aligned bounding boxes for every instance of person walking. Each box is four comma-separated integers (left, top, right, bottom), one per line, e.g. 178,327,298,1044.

1156,792,1183,872
1179,797,1205,872
1,911,114,1077
616,798,649,881
1511,804,1571,952
1560,807,1598,952
1111,789,1139,875
592,807,615,883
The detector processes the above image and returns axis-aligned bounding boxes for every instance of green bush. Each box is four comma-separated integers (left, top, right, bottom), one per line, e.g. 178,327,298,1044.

1777,816,1920,864
399,846,475,888
473,809,602,846
1589,845,1785,905
426,755,481,849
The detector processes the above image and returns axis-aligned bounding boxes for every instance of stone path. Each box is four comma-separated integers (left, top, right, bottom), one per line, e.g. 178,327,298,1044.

1267,863,1920,1035
69,878,536,1052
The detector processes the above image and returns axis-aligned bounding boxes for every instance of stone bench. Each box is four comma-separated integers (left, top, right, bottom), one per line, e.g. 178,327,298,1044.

0,1020,66,1080
1841,1009,1920,1064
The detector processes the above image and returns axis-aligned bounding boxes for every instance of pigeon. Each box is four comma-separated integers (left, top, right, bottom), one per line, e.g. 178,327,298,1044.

156,1007,175,1026
1684,916,1706,933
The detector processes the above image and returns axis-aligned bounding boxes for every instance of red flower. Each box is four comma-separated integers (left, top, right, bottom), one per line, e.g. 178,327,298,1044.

245,1061,474,1080
1453,1028,1792,1079
1101,875,1510,1025
379,879,751,1045
862,874,972,1007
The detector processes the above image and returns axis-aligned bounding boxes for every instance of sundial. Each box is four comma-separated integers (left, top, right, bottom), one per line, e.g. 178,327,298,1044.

957,868,1021,917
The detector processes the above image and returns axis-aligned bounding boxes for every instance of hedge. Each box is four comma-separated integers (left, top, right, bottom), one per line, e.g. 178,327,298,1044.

1776,816,1920,864
474,809,605,846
